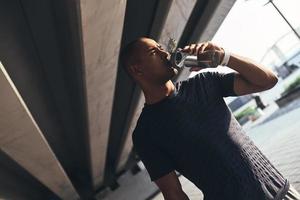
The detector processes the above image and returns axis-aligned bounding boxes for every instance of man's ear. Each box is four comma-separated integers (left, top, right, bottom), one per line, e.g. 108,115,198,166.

129,64,143,76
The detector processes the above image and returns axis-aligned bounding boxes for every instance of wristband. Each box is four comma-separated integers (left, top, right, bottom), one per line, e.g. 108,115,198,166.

220,48,230,66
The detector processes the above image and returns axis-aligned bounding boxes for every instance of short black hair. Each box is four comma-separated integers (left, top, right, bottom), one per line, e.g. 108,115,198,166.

119,38,142,78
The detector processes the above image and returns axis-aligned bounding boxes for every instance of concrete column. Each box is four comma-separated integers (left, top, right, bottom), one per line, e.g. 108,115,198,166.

79,0,127,189
158,0,197,45
0,151,56,200
0,62,79,199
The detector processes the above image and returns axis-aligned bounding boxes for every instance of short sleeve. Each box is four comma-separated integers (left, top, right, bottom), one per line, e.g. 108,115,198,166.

193,71,238,98
132,130,175,181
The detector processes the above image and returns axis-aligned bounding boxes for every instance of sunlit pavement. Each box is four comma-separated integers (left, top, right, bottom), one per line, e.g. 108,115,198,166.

247,106,300,192
151,103,300,200
243,102,280,132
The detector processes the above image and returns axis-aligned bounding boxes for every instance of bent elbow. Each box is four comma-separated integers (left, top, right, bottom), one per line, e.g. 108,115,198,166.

270,74,278,86
266,75,278,89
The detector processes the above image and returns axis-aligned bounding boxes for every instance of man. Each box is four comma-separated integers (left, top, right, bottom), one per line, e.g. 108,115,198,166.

120,37,300,200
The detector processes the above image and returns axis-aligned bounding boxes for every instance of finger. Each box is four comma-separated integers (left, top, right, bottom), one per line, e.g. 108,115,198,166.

200,42,209,53
189,44,196,55
205,41,221,51
182,45,190,52
194,44,201,56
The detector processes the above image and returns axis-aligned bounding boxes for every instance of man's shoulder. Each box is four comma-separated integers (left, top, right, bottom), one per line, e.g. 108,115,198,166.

189,70,218,80
174,71,215,86
132,110,150,144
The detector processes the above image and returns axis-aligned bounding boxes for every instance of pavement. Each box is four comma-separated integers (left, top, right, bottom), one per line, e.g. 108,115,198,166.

151,99,300,200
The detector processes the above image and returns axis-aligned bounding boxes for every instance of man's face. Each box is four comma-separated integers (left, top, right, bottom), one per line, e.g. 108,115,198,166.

135,38,178,84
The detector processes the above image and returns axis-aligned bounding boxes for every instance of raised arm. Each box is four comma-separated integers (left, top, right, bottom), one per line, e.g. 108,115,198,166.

183,42,278,96
225,53,278,96
154,171,190,200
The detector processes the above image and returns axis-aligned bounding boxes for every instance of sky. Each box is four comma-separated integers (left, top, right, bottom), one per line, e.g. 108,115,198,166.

191,0,300,103
212,0,300,62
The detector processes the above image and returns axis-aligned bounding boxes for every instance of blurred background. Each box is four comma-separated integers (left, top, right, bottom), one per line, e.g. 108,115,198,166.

0,0,299,199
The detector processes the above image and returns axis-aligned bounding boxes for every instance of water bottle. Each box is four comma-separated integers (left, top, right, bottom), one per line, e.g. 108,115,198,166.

166,38,220,69
169,48,220,69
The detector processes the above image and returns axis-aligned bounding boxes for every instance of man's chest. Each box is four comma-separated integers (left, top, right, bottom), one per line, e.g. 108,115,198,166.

148,99,231,148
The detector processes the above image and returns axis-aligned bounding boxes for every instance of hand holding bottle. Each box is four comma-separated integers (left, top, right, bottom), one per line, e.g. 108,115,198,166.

181,41,225,71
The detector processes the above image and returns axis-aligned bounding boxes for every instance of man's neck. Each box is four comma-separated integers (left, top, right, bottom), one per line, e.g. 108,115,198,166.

143,80,175,105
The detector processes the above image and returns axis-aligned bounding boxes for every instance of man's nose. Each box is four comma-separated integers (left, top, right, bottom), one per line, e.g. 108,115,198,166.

158,48,169,58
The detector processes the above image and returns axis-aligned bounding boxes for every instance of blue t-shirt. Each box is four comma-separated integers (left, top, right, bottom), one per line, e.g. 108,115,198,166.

132,71,289,200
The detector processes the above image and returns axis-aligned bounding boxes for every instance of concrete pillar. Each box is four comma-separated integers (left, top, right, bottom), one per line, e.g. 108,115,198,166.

0,1,91,195
0,63,79,199
79,0,127,189
0,151,56,200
